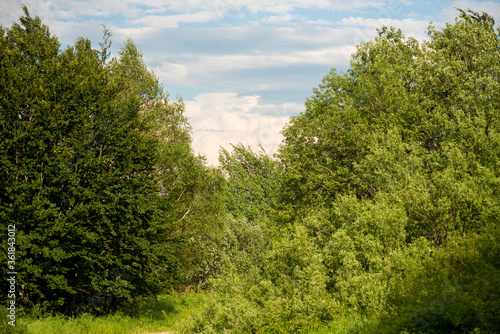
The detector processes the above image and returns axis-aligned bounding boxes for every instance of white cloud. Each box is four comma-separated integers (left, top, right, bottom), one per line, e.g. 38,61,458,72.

1,0,391,27
260,13,297,25
137,24,359,92
8,0,138,21
339,16,430,39
443,1,500,24
157,0,388,15
149,44,354,91
0,0,26,24
130,11,222,28
262,3,295,13
185,92,299,166
341,16,405,27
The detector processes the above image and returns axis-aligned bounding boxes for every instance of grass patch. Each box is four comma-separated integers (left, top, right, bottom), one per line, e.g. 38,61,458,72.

311,316,367,334
12,291,210,334
8,292,368,334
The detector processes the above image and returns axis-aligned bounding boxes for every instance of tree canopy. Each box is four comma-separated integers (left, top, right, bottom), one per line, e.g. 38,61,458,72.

278,9,500,243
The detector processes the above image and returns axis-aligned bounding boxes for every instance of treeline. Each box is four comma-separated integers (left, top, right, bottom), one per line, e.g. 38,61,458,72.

1,7,500,333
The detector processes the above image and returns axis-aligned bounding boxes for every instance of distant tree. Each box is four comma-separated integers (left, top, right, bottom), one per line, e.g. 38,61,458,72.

219,144,279,222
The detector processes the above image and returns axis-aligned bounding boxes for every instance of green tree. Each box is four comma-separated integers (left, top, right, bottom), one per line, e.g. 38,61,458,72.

0,7,160,314
0,7,221,315
275,8,500,331
380,224,500,333
219,144,279,222
277,9,500,243
107,37,226,290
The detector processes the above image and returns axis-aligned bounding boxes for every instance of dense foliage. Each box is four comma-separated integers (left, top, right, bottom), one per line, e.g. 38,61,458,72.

1,7,499,333
0,7,223,316
182,9,500,334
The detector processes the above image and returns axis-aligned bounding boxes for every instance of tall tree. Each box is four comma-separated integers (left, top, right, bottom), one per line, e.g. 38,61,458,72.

0,7,223,315
277,9,500,243
0,7,160,314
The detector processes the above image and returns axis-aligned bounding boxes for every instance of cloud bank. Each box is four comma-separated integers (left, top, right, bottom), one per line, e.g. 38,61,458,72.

185,93,299,165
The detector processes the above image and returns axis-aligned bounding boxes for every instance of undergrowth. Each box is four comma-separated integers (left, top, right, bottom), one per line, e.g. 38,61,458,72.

6,292,208,334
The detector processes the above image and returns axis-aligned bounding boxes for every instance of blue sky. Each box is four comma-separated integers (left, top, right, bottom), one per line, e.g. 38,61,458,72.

1,0,500,165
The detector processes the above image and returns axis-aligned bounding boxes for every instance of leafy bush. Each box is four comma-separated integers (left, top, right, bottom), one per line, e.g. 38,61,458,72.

0,307,28,334
377,224,500,334
181,219,336,333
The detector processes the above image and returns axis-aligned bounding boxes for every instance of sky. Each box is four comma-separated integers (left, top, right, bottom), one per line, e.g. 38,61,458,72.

1,0,500,165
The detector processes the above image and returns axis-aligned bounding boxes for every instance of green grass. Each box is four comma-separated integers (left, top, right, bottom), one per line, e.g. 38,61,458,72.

7,291,210,334
3,293,369,334
311,317,368,334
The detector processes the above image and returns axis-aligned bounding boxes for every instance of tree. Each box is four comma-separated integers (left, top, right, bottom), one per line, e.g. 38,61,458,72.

0,7,222,315
277,9,500,243
273,8,500,332
219,144,279,222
